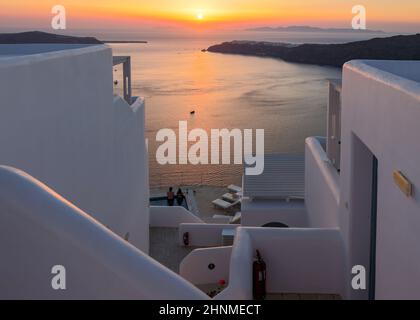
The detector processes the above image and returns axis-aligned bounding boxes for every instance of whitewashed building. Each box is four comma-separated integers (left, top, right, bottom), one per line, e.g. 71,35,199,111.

0,42,419,299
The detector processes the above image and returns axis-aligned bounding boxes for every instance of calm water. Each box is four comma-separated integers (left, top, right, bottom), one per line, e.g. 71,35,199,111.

110,31,383,188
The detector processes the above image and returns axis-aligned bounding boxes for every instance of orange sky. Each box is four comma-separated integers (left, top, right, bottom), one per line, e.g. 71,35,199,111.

0,0,419,32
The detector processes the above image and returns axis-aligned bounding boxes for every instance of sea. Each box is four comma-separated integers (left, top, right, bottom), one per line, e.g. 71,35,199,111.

110,30,389,188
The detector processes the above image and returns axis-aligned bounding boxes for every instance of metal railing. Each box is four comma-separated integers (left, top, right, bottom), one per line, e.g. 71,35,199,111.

113,56,132,104
326,79,342,173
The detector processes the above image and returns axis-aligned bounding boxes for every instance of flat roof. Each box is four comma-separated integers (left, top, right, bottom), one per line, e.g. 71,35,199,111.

243,153,305,200
0,44,101,57
345,60,420,101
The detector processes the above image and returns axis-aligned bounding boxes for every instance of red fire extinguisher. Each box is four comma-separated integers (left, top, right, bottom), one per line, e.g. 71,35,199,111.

183,232,189,246
253,250,266,300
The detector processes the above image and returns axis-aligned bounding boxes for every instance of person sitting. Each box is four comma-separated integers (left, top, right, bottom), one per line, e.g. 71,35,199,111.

176,188,185,206
167,187,175,206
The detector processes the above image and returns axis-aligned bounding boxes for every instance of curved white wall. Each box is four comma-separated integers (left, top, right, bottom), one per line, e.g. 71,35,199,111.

216,228,253,300
0,45,149,252
0,166,207,299
180,246,232,285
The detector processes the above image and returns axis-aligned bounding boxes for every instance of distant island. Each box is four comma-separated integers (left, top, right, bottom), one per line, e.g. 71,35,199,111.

247,25,385,34
207,34,420,67
102,40,148,44
0,31,148,45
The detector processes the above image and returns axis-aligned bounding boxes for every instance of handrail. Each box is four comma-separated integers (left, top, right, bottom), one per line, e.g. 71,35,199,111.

113,55,132,104
150,206,203,228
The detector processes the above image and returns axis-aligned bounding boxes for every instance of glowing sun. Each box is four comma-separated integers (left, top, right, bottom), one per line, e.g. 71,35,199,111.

196,10,204,20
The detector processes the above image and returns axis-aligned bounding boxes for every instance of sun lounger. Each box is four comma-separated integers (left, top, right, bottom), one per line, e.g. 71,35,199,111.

212,198,241,210
222,193,238,202
212,211,241,224
231,212,242,224
212,215,233,224
227,184,242,193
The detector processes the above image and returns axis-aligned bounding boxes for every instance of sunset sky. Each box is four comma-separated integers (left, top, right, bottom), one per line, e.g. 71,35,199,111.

0,0,419,33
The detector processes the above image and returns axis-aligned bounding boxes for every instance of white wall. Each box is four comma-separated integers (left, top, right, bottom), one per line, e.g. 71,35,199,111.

179,224,239,247
0,45,150,252
210,215,233,224
219,227,346,299
305,136,340,228
341,60,420,299
0,166,207,299
247,228,345,296
216,228,254,300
